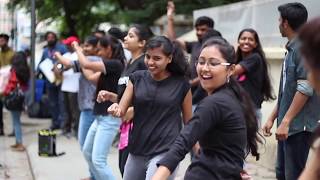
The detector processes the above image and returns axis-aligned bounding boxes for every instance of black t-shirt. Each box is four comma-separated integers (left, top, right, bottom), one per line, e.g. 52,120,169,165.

93,59,124,115
185,41,207,105
129,70,190,156
238,53,264,108
118,55,147,100
158,85,246,180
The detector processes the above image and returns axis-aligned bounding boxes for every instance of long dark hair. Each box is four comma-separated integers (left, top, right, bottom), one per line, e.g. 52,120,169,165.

98,35,126,66
202,38,263,160
236,28,276,102
96,35,125,95
145,36,190,77
12,52,30,84
85,35,99,47
131,24,154,43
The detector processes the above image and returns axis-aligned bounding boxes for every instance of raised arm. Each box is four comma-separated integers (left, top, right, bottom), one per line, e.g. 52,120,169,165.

166,1,186,50
54,51,73,69
72,42,105,73
81,68,101,85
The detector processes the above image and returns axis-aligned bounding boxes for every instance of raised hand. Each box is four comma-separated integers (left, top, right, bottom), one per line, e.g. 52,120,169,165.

167,1,175,19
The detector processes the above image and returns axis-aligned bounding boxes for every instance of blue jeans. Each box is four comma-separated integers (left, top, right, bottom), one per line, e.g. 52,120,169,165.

82,115,121,180
10,111,22,144
276,131,311,180
78,110,95,149
78,110,96,180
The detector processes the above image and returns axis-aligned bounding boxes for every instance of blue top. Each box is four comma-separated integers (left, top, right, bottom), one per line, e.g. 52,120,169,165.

40,43,68,64
277,37,320,136
39,43,68,86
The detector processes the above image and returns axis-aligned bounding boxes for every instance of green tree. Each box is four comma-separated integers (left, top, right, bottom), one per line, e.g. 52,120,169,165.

10,0,244,38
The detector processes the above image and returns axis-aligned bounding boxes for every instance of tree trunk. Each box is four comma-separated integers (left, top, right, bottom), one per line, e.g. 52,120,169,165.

62,0,77,36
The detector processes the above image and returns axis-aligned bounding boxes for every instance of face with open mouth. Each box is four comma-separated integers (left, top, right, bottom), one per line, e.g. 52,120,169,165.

238,31,257,56
144,47,172,80
196,45,232,94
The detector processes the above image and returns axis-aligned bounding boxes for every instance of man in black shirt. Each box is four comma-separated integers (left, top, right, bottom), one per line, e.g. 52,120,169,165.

166,1,214,109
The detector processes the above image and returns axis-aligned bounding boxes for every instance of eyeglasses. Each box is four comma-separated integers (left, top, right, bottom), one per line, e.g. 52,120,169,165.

195,58,231,69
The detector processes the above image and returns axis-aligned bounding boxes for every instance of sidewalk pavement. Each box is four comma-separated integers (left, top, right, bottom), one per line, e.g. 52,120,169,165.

1,111,276,180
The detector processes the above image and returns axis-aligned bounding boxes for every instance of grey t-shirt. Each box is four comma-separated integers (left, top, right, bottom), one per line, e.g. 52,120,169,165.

73,56,101,111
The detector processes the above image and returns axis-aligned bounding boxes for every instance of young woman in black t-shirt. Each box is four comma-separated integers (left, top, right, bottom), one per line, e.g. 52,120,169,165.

108,36,192,180
73,36,125,180
151,38,262,180
234,29,275,124
117,24,153,176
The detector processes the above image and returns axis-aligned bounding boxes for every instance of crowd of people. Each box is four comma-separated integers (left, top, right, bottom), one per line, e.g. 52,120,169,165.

1,1,320,180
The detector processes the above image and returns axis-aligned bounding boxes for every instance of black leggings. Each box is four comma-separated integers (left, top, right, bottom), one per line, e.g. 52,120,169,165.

119,147,130,177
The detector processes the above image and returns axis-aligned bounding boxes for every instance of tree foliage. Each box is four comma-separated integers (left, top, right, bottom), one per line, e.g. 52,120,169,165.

10,0,244,38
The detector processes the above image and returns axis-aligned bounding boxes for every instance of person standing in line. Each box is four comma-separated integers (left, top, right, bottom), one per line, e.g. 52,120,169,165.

58,36,81,137
98,24,153,176
3,52,30,151
73,35,125,180
233,28,275,125
39,31,68,130
298,16,320,180
262,3,320,180
55,36,101,180
0,33,15,136
151,38,262,180
108,36,192,180
166,1,214,112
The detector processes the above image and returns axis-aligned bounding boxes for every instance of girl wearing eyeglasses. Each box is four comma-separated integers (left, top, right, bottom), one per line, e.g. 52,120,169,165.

151,38,262,180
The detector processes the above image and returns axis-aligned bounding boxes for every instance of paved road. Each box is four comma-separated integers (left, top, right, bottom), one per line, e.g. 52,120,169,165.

0,111,276,180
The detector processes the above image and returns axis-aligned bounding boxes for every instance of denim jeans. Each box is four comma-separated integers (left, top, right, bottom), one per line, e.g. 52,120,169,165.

78,110,95,148
78,110,96,179
82,115,121,180
10,111,22,144
276,131,312,180
123,153,179,180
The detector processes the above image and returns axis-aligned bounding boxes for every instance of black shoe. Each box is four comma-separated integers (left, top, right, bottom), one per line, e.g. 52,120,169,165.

0,129,4,136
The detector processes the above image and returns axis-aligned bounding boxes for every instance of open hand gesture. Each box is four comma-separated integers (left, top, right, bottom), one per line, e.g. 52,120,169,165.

167,1,175,18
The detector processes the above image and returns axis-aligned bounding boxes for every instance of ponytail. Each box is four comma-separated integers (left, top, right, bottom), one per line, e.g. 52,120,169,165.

145,36,190,77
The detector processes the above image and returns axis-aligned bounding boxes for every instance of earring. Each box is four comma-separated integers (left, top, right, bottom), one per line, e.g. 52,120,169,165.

227,76,230,83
